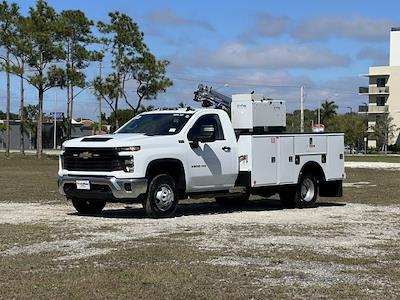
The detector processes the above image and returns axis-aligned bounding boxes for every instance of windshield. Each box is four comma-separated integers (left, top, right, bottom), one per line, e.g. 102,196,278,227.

117,113,193,135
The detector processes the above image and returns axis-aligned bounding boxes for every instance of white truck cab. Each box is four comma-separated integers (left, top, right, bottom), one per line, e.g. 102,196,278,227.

58,94,344,218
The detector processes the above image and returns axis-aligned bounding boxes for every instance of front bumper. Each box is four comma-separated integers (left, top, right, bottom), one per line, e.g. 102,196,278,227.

58,175,148,201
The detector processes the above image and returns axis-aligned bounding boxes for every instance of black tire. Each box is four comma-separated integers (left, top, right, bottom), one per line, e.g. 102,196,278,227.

144,174,178,218
279,174,318,208
71,198,106,215
295,173,318,208
215,194,250,207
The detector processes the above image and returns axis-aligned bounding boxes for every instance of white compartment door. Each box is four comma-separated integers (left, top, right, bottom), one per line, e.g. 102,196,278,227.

278,136,297,184
252,136,278,186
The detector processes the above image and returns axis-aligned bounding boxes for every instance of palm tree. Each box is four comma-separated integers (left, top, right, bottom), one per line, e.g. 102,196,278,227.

320,100,338,125
373,114,398,154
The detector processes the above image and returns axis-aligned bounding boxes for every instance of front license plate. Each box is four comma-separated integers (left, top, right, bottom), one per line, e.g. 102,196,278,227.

76,180,90,190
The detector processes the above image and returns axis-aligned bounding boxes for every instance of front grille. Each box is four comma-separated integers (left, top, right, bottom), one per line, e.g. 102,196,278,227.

63,148,126,172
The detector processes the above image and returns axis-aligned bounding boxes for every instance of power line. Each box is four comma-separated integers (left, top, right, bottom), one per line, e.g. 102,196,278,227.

166,72,359,95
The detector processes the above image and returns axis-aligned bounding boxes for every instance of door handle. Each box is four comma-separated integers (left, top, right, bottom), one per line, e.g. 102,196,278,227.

222,146,231,152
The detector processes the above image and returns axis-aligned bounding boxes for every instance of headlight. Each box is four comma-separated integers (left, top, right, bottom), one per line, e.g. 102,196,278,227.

118,146,141,152
124,156,134,172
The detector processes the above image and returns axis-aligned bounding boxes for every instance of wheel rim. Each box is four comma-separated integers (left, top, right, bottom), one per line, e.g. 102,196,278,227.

300,178,315,202
154,184,174,211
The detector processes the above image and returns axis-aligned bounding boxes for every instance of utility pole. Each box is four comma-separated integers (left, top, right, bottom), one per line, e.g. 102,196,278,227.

317,99,321,124
53,91,57,149
300,86,304,133
5,50,10,158
66,39,71,140
98,61,102,134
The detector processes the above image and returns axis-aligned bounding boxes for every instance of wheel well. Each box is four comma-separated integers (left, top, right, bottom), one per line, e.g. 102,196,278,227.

298,161,326,184
146,159,186,198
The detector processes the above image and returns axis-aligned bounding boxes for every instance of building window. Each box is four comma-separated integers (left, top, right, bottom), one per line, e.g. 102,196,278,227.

377,78,386,87
376,97,386,106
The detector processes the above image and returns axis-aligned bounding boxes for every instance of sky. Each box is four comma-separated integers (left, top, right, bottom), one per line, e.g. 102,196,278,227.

1,0,400,120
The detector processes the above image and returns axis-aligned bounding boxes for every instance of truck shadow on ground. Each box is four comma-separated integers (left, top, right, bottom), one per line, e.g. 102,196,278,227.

69,199,346,219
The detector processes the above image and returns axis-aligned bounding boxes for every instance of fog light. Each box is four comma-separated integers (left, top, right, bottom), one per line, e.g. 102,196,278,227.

124,183,132,191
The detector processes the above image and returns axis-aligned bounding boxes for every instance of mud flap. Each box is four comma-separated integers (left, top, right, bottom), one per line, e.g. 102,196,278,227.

319,180,342,197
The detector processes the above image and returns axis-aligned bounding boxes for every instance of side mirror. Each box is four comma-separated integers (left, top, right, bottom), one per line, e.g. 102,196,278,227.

189,124,216,149
199,124,216,142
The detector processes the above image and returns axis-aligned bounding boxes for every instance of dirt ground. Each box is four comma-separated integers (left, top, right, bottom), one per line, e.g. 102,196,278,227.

0,157,399,299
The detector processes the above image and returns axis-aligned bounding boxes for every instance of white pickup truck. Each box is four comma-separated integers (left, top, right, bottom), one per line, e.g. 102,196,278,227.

58,94,344,218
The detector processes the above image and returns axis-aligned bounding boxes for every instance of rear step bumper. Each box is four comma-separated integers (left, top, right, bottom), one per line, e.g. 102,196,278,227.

58,176,148,200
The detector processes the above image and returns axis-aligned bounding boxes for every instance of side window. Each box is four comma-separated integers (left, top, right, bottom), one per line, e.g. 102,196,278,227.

188,114,225,141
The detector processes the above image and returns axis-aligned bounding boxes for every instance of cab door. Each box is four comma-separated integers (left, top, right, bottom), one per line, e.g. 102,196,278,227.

185,113,237,192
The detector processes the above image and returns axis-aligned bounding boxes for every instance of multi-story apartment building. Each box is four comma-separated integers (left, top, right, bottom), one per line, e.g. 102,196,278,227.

359,27,400,148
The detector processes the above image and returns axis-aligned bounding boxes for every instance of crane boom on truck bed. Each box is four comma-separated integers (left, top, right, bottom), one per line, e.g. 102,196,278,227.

193,84,232,109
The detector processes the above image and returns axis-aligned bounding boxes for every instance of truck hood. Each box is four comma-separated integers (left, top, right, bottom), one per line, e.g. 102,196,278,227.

63,133,170,148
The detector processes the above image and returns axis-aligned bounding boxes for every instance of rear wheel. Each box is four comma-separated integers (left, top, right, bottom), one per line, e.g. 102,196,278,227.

144,174,178,218
279,174,318,208
71,198,106,215
296,174,318,208
215,194,250,207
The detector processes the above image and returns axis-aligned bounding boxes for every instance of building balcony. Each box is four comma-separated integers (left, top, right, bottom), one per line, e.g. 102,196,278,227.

359,85,389,95
358,105,368,113
358,105,389,114
368,105,389,113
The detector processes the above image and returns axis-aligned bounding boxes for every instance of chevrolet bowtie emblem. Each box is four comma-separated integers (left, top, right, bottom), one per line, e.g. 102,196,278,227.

79,151,93,159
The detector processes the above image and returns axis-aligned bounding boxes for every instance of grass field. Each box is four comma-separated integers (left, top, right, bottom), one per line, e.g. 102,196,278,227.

345,154,400,163
0,156,399,299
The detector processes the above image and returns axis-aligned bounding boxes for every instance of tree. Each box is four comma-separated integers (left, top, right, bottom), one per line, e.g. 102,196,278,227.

10,14,31,155
129,51,172,111
23,104,39,149
0,0,19,158
0,110,18,120
108,109,136,129
330,114,365,150
320,100,338,126
59,9,102,139
94,12,172,129
286,109,317,132
94,12,146,129
107,105,154,129
373,114,398,154
22,0,66,158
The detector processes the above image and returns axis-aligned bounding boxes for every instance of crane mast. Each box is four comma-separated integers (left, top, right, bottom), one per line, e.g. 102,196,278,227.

193,84,232,109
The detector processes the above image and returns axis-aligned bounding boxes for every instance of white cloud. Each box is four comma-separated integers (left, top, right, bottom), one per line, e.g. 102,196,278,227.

241,13,395,42
202,43,350,69
145,8,214,31
292,16,392,42
357,47,388,66
253,12,290,37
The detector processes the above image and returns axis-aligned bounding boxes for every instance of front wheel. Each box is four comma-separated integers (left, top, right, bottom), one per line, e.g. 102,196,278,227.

144,174,178,218
71,198,106,215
